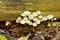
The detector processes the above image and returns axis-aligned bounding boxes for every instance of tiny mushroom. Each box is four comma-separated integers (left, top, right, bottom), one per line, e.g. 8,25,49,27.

36,10,41,15
20,20,26,24
22,11,31,16
16,16,21,23
47,15,54,19
32,12,39,17
5,21,11,26
32,22,37,27
28,15,34,20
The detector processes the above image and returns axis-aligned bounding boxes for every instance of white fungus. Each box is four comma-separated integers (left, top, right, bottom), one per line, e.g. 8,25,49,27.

20,20,26,24
32,12,39,17
16,16,22,23
36,10,41,14
32,22,37,27
33,18,39,21
36,20,41,24
42,16,48,21
5,21,10,26
16,20,20,23
21,13,26,16
28,15,34,20
23,11,31,16
54,18,57,20
16,17,21,21
51,19,54,21
47,15,54,19
28,22,32,25
25,19,30,24
23,17,28,21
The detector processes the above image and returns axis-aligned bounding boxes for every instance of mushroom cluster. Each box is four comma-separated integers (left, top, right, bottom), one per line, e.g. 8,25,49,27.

16,10,56,27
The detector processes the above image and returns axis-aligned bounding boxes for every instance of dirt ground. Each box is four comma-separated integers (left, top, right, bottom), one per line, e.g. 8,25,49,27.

0,21,60,40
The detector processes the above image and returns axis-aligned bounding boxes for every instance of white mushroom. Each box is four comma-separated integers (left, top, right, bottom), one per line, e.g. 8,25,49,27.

25,19,31,24
20,20,26,24
36,10,41,14
5,21,10,26
51,19,54,21
53,18,57,20
32,12,39,17
36,20,41,24
23,17,28,21
16,20,20,23
32,22,37,26
21,13,26,16
47,15,54,19
28,22,32,25
23,11,31,16
16,11,56,27
17,17,21,20
33,18,39,21
42,16,48,21
16,17,21,23
28,15,34,20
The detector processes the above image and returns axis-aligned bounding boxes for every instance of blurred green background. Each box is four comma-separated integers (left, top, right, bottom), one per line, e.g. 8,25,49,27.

0,0,60,21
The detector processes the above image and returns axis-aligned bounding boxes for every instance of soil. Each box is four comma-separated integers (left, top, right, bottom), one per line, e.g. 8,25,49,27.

0,21,60,40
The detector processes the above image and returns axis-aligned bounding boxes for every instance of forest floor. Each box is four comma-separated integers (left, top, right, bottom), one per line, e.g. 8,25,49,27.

0,21,60,40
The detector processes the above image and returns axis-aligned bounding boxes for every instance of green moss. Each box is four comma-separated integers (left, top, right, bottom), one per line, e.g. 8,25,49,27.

0,34,8,40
